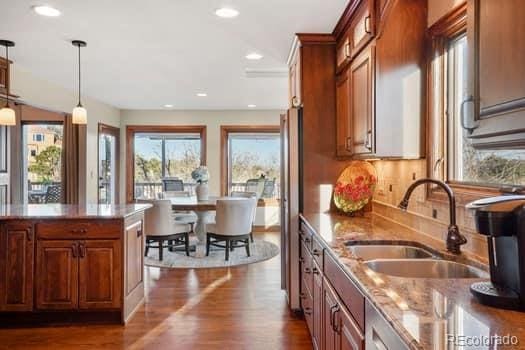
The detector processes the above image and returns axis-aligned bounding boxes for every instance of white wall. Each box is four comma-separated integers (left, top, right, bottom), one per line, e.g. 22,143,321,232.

10,65,121,204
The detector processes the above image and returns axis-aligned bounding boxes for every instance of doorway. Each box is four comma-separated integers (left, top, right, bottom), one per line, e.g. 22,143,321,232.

98,123,120,205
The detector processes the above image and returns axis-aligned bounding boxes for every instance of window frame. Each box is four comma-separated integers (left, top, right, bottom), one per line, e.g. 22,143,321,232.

126,125,207,203
426,3,507,204
220,125,280,205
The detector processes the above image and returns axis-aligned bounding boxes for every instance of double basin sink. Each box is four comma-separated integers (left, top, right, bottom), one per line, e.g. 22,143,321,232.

347,242,488,279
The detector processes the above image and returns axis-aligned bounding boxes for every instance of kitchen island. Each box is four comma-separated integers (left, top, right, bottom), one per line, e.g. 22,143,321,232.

0,204,151,326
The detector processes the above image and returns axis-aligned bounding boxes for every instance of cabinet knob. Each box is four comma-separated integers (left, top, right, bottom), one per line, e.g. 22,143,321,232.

299,292,307,299
312,249,321,256
304,267,312,274
312,267,320,275
304,307,312,315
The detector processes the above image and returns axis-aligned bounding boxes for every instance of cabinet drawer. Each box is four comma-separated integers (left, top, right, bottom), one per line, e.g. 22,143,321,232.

311,236,324,270
299,221,313,251
336,36,351,73
301,240,313,295
36,220,121,240
303,284,314,336
324,251,365,331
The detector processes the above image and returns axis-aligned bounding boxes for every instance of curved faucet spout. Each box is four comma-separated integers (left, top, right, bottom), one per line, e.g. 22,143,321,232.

398,178,466,254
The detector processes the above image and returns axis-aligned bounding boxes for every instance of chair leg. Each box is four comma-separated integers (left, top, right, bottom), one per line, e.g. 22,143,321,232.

184,233,190,256
231,240,235,251
250,232,254,243
168,239,174,252
245,238,251,257
225,240,230,261
144,240,149,257
158,239,164,261
206,235,210,256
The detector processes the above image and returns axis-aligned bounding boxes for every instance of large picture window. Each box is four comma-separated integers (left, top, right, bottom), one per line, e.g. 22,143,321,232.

126,126,206,202
221,126,280,202
428,5,524,200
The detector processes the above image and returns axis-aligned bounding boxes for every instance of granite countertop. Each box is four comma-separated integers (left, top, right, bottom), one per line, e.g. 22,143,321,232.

0,204,152,219
301,212,525,350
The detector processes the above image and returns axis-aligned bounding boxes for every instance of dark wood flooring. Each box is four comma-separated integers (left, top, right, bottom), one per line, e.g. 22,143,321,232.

0,232,312,350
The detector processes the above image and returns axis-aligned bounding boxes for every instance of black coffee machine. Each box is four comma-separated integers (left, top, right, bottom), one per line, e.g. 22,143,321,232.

467,196,525,310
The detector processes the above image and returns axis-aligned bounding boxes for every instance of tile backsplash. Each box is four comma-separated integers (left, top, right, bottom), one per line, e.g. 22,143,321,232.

370,159,489,262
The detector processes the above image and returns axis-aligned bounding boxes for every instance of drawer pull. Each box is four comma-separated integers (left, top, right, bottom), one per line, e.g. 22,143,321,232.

304,267,312,274
304,237,311,244
78,242,86,258
312,267,320,275
300,292,307,299
304,307,312,315
312,249,321,256
71,228,88,234
299,257,305,263
364,15,371,34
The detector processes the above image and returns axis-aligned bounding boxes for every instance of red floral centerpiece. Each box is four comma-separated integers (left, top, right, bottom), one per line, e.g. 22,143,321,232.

333,161,377,213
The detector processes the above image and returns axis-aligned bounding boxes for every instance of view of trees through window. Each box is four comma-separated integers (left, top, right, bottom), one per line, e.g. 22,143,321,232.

228,134,280,198
447,35,525,187
134,133,201,198
24,124,63,203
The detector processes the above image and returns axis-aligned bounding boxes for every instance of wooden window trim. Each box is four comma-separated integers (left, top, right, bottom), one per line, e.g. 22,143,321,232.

125,125,207,203
220,125,280,206
97,123,120,204
426,3,516,205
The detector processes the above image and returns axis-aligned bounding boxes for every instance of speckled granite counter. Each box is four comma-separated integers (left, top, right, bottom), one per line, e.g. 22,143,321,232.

301,212,525,349
0,204,152,220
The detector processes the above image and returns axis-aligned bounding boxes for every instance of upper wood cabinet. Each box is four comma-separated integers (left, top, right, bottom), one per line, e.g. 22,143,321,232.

466,0,525,148
0,57,10,96
0,222,34,311
336,70,352,157
349,0,375,58
349,45,375,156
289,49,302,108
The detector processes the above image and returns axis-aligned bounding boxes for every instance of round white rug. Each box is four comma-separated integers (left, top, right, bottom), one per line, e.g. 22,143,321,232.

145,238,280,269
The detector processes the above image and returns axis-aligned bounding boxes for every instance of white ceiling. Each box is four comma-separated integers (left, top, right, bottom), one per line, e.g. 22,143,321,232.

0,0,348,110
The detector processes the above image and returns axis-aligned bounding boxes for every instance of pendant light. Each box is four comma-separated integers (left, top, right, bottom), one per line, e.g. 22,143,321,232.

71,40,87,124
0,40,16,126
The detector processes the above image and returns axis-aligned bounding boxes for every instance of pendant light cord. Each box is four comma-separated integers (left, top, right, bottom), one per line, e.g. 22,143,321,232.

5,44,9,107
77,44,82,107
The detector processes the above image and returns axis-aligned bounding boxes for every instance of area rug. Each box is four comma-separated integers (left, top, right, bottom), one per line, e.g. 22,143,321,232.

145,238,280,269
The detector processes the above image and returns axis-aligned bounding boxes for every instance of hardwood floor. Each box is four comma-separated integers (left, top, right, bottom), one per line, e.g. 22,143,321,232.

0,232,312,350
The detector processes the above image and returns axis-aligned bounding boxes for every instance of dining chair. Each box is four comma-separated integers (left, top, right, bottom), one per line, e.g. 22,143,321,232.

205,198,255,261
138,199,192,260
163,191,197,229
231,191,257,242
162,178,184,192
44,185,61,203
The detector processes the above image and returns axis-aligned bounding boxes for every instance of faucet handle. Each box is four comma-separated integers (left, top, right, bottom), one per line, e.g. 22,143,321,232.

446,225,467,254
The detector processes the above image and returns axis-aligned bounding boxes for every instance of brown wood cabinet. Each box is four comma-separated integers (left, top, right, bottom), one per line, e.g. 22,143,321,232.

36,240,79,310
336,70,352,157
349,44,375,156
313,261,323,350
0,222,34,311
466,0,525,148
348,0,375,58
125,220,143,296
79,240,122,309
0,57,9,96
289,48,302,108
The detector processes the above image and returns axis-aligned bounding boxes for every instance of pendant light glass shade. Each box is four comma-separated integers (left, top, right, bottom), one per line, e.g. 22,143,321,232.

0,39,16,126
72,105,87,125
0,106,16,126
72,40,87,125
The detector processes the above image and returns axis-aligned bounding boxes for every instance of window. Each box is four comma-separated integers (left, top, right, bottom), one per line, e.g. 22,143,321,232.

24,124,63,204
33,133,44,142
429,6,524,196
126,126,206,201
221,126,280,202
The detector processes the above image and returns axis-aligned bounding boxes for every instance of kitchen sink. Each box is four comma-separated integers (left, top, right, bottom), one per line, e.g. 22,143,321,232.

365,259,488,279
347,244,434,260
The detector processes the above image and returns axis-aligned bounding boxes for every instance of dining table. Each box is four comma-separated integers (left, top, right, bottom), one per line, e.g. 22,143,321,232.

169,196,246,243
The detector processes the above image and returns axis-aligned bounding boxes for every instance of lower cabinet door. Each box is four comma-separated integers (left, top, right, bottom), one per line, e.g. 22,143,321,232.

323,279,339,350
125,220,143,296
312,264,323,350
0,222,34,311
337,303,365,350
79,239,122,309
36,240,79,310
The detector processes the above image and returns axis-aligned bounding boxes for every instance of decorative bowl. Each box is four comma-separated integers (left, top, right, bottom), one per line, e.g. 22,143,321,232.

333,161,377,213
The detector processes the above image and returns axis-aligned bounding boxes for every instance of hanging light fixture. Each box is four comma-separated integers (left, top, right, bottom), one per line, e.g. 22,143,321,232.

71,40,87,124
0,40,16,126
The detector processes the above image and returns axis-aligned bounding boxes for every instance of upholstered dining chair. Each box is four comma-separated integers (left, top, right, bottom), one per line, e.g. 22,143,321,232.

205,198,255,261
230,191,257,242
138,199,192,260
162,190,197,229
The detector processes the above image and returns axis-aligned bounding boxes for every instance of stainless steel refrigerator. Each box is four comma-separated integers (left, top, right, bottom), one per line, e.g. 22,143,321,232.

280,107,303,312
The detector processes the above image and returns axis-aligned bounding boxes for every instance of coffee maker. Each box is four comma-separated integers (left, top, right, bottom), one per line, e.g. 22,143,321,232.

468,196,525,310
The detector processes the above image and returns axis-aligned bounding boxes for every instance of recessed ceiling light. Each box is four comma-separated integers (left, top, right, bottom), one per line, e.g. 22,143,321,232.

245,52,263,60
248,104,257,108
215,7,239,18
196,93,207,97
32,5,61,17
163,104,174,108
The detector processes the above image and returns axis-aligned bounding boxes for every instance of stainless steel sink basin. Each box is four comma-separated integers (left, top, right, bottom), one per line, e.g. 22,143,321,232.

365,259,488,279
347,245,434,260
